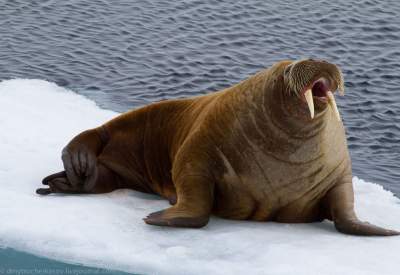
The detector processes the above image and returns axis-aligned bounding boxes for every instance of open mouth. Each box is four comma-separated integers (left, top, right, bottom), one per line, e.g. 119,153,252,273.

310,78,330,102
301,77,341,121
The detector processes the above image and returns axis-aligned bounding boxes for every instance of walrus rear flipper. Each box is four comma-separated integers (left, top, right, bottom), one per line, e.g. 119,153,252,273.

324,180,400,236
36,163,121,195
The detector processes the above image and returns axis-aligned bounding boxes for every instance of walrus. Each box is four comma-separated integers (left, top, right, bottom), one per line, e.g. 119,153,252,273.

37,59,399,236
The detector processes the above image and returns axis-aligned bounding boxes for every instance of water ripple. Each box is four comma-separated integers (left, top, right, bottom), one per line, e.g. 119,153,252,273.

0,0,399,195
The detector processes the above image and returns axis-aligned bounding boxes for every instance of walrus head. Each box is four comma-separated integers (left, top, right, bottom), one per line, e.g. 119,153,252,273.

281,59,345,121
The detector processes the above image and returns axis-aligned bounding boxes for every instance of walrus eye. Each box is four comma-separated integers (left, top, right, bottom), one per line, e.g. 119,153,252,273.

284,65,292,77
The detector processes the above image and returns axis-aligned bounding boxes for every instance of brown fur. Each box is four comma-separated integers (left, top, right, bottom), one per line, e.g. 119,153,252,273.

38,59,399,235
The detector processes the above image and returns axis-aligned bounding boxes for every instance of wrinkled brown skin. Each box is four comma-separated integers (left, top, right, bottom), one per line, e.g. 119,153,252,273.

37,59,399,236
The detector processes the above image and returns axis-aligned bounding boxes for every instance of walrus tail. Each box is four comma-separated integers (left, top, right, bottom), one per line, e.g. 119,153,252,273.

334,219,400,236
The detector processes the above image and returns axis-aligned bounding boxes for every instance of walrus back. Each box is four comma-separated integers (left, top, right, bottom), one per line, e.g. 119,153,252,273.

98,92,222,198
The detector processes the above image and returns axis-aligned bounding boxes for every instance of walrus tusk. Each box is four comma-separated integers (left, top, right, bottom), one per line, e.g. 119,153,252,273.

327,91,341,121
304,89,314,119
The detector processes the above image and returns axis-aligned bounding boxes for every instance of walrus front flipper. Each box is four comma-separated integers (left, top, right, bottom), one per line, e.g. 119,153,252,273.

324,181,400,236
144,175,213,228
334,219,400,236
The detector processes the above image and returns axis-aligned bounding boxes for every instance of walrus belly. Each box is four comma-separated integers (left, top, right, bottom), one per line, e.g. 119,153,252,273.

213,172,336,223
211,140,346,222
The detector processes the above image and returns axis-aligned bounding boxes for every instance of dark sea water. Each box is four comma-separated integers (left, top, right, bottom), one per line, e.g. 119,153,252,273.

0,247,130,275
0,0,399,271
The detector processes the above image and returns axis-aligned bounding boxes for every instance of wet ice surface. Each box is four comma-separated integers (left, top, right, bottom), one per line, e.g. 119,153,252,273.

1,0,400,195
0,79,400,275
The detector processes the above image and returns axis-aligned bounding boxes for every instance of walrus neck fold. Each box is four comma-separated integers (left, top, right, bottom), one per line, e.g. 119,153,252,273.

222,68,328,140
253,74,328,139
275,85,328,137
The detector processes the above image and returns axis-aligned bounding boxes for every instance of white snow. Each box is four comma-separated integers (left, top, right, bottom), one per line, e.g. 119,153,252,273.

0,79,400,274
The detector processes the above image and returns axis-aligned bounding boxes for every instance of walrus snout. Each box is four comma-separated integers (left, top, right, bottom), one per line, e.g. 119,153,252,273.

285,59,345,120
285,59,344,95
